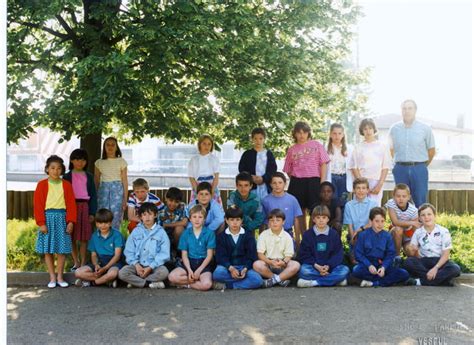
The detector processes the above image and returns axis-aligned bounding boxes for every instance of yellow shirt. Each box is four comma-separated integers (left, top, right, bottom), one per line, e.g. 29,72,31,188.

257,228,294,259
45,180,66,209
95,157,127,182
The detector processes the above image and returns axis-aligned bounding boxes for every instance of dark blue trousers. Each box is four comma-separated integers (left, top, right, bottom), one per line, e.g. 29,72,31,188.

352,264,409,287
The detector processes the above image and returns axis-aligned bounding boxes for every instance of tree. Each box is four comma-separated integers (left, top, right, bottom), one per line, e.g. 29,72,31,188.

8,0,366,168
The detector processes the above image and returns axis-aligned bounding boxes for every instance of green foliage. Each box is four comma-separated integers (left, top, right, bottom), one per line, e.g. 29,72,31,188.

8,0,367,157
8,214,474,273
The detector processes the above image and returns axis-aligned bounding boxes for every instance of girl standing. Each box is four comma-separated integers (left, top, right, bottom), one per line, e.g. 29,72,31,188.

349,118,391,206
94,137,128,230
238,127,277,201
34,155,77,288
326,123,353,201
188,134,222,206
283,121,330,230
63,148,97,271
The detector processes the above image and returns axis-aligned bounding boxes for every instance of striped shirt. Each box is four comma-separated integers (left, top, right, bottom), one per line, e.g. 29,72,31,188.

95,158,127,182
283,140,330,178
384,198,418,223
127,192,164,211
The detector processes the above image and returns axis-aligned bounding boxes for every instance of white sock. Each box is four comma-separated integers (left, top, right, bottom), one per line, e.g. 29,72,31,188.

415,278,421,286
273,274,281,284
311,280,319,287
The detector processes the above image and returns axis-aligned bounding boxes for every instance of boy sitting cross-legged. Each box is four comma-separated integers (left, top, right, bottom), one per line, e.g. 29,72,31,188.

253,209,301,288
74,208,124,288
212,206,263,290
168,204,216,291
297,205,349,288
352,207,410,287
119,202,170,289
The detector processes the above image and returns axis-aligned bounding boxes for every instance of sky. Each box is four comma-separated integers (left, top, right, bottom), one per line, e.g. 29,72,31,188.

356,0,473,128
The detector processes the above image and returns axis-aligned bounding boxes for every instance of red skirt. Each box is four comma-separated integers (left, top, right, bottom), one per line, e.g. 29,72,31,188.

72,201,93,241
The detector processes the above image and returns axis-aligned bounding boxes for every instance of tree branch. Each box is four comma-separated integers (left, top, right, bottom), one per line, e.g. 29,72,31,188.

16,59,67,75
17,21,69,40
66,8,79,27
55,15,83,49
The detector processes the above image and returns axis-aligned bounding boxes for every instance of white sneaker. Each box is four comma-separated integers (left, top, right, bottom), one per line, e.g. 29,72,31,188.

111,279,117,288
81,281,91,288
338,279,348,286
47,281,56,289
297,279,313,288
74,278,82,287
360,280,373,287
57,281,69,288
127,283,133,289
149,282,165,289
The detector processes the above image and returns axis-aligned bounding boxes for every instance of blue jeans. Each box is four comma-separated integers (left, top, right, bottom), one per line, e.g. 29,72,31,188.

298,264,349,286
352,264,409,287
212,265,263,289
392,163,428,207
331,174,347,200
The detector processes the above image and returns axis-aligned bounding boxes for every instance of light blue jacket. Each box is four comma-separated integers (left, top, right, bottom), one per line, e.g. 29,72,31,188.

186,199,224,232
124,223,170,269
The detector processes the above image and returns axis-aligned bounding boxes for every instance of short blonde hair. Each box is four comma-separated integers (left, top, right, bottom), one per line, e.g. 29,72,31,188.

189,204,207,218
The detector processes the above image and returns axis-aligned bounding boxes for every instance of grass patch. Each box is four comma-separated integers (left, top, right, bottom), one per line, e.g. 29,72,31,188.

7,214,474,273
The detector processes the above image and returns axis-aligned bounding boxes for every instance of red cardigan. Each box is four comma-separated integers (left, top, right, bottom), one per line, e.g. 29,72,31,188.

34,178,77,226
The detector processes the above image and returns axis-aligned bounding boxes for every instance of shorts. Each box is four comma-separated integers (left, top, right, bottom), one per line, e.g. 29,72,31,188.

287,176,321,210
266,261,285,275
177,257,213,273
87,255,123,270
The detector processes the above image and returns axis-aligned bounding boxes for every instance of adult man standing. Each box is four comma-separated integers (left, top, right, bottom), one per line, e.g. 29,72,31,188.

389,100,436,207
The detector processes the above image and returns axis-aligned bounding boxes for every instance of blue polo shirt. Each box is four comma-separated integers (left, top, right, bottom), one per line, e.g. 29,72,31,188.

178,227,216,259
343,197,378,230
389,120,435,163
88,229,124,257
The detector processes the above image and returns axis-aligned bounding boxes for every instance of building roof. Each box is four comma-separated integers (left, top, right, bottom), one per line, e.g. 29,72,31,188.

373,113,474,134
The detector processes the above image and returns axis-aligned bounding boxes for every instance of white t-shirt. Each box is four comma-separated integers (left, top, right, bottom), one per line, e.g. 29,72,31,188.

187,153,220,179
410,225,452,257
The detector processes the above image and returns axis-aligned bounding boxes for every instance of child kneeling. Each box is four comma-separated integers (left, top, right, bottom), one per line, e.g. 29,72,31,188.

212,206,263,290
168,204,216,291
74,208,124,288
297,206,349,287
119,202,170,288
253,209,300,288
352,207,410,287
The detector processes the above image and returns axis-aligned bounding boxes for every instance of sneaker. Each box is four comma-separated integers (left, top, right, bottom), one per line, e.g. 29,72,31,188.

262,278,274,288
127,283,133,289
360,280,373,287
278,280,290,287
212,281,226,290
70,265,78,272
393,256,402,268
47,281,56,289
403,278,417,286
297,279,313,288
81,281,91,288
149,282,165,289
109,279,118,288
337,279,348,287
74,278,82,287
176,284,190,289
57,281,69,288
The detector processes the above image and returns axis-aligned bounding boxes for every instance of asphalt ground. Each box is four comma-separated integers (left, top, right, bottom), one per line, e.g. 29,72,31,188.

7,282,474,345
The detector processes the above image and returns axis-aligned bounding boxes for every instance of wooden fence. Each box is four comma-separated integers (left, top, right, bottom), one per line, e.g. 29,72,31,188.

7,189,474,220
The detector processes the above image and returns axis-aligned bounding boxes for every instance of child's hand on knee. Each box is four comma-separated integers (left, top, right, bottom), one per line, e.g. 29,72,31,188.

369,265,377,275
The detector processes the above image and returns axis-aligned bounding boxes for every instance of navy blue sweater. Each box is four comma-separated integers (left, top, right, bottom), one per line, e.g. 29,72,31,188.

215,230,258,270
238,149,277,192
355,228,396,269
298,227,343,270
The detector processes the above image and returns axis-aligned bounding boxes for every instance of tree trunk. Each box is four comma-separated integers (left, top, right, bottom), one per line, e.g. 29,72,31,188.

81,132,102,174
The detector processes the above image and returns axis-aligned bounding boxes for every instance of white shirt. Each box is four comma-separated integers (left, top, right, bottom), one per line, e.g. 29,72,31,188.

187,153,220,179
410,225,452,257
225,227,246,244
